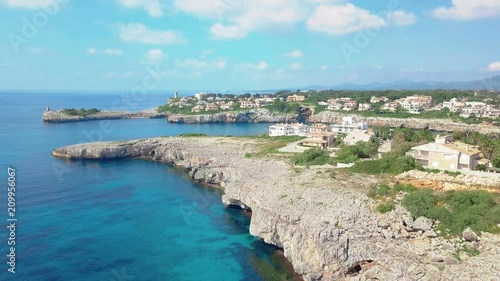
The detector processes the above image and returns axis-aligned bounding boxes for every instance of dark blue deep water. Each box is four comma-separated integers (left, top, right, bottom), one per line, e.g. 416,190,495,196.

0,93,287,281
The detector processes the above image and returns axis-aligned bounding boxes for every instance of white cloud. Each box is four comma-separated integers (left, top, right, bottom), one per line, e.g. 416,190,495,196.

320,65,328,70
256,61,268,70
118,23,187,45
144,49,166,63
176,0,307,39
116,0,163,17
237,60,269,71
286,50,303,58
387,10,417,26
216,60,227,69
175,58,227,70
431,0,500,20
104,49,123,56
291,63,303,70
210,24,247,39
87,48,123,56
307,4,387,35
487,61,500,72
101,71,137,79
3,0,60,9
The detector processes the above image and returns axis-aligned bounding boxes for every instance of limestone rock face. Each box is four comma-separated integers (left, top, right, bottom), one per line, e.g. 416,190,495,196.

413,217,433,231
52,137,500,281
309,111,500,134
462,228,478,242
167,108,297,124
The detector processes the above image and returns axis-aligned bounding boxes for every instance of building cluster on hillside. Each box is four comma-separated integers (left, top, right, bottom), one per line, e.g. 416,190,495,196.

326,98,359,111
378,95,433,114
269,117,373,149
286,94,306,102
438,98,500,118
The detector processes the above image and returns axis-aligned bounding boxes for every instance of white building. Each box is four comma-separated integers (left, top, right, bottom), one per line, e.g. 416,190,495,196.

268,123,310,137
330,117,368,133
195,92,207,100
358,103,372,111
344,130,374,146
327,103,343,111
442,98,465,112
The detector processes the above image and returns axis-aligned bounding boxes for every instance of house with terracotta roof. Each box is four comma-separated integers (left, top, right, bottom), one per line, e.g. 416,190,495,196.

406,135,482,171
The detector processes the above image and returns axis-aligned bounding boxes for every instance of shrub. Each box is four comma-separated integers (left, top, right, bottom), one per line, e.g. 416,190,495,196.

377,203,395,214
402,189,437,218
292,148,334,166
393,183,417,194
350,154,419,175
179,133,208,137
402,189,500,236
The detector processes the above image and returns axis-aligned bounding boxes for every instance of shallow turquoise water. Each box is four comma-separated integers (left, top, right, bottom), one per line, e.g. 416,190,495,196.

0,93,284,281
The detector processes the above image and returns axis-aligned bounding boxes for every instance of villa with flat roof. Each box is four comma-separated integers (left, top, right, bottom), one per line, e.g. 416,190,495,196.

330,117,368,134
406,135,482,171
268,123,310,137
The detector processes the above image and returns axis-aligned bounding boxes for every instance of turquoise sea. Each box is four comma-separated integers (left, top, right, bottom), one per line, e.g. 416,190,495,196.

0,93,293,281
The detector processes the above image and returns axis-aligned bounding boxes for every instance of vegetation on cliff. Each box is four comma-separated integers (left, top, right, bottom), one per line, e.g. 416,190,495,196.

61,108,101,116
291,148,335,166
369,183,500,237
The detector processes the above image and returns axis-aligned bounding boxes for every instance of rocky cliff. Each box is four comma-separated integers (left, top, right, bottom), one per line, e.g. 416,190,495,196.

165,109,499,134
167,108,297,124
43,109,167,123
52,137,500,281
310,111,500,134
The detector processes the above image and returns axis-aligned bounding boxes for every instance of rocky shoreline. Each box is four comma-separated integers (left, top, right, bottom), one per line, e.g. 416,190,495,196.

42,109,167,123
167,109,500,134
166,108,297,124
52,137,500,280
43,107,499,135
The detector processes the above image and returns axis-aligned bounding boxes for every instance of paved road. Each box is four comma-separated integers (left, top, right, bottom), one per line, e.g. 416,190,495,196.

278,140,310,153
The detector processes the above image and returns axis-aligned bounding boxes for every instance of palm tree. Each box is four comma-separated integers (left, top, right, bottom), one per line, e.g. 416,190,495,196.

479,138,495,170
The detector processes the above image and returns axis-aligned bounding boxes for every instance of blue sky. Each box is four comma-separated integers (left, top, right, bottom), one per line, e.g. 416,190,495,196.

0,0,499,91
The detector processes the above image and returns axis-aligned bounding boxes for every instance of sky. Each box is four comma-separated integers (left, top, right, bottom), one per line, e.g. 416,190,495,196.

0,0,499,91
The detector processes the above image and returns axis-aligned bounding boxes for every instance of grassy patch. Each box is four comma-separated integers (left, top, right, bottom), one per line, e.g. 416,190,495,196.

453,245,481,261
61,108,101,116
291,148,336,166
402,189,500,236
369,183,500,237
376,202,395,213
179,133,209,137
242,135,306,158
350,153,420,175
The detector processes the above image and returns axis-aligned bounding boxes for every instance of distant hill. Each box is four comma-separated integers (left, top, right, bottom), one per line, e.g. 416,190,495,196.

301,75,500,91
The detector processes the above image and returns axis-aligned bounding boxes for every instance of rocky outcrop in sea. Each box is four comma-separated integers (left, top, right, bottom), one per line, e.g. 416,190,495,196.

52,137,500,281
42,109,167,123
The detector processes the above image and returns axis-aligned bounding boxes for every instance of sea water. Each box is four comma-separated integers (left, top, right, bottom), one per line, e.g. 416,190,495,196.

0,93,295,281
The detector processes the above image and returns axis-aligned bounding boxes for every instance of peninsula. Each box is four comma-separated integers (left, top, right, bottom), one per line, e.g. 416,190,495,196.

42,108,167,123
52,136,500,281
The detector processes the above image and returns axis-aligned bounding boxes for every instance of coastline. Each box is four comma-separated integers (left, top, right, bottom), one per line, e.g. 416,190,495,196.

43,107,499,135
42,108,167,123
52,136,500,281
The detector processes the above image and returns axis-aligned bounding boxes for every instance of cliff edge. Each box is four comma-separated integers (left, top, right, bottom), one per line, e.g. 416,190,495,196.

52,137,500,281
